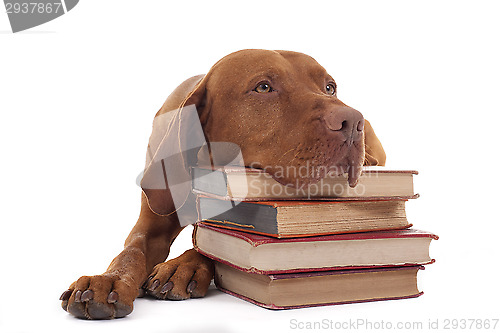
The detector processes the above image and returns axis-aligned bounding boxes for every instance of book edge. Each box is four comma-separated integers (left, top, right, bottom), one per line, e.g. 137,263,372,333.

198,221,415,239
215,284,424,310
196,244,435,274
194,165,419,175
193,190,420,202
197,222,438,244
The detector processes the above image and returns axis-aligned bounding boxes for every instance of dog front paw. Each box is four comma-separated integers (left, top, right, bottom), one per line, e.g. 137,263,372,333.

144,248,214,300
60,274,139,319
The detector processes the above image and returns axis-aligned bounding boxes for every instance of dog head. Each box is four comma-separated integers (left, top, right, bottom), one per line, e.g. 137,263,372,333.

142,49,367,217
192,49,365,187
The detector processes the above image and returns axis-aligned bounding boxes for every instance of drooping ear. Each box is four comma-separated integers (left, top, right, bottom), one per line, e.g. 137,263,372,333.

139,75,209,224
363,119,386,166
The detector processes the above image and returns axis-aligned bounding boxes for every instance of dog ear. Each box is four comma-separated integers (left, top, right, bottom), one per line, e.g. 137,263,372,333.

363,119,386,166
139,76,209,224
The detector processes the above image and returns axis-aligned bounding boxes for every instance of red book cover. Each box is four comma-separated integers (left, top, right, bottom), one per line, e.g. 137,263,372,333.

196,222,438,246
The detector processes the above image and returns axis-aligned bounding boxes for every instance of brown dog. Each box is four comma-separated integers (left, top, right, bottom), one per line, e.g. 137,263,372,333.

60,49,386,319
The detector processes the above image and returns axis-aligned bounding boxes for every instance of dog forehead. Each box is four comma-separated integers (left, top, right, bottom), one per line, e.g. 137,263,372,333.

207,49,328,83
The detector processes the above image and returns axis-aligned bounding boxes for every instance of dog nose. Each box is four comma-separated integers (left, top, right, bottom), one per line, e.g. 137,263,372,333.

323,107,364,144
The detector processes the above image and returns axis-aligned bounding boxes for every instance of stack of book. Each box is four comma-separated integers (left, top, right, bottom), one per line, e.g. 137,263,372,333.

191,166,438,309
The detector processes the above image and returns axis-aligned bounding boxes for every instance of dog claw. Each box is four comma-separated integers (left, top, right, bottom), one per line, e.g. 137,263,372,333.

150,279,160,291
143,276,152,289
187,281,197,293
107,291,119,304
60,290,72,301
160,281,174,294
74,290,82,302
142,276,153,290
81,290,94,302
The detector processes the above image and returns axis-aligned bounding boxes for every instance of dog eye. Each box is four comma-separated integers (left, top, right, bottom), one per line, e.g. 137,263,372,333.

254,82,273,93
326,83,336,95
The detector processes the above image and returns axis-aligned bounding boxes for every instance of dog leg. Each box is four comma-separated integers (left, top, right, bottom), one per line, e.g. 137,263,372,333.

144,248,214,300
60,194,183,319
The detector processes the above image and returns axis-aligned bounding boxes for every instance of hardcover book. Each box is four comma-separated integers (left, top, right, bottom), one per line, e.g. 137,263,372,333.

197,197,411,238
194,223,438,274
192,166,418,201
215,263,424,309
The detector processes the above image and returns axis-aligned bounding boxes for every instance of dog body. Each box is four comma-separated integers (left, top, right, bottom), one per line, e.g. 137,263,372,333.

61,50,386,319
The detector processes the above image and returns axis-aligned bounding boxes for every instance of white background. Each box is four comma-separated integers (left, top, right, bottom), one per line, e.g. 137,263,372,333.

1,1,499,332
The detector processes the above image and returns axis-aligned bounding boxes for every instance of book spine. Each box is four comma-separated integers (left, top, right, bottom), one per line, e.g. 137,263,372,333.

198,197,280,235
